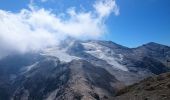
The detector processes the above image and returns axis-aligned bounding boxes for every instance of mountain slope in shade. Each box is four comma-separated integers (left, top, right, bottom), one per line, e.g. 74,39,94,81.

11,58,124,100
0,39,170,100
114,72,170,100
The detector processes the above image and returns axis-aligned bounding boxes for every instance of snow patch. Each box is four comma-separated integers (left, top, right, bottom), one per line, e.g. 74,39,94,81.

26,62,38,71
82,42,128,71
41,46,80,62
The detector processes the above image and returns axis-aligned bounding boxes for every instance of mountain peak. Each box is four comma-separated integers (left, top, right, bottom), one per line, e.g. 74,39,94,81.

145,42,162,46
142,42,169,48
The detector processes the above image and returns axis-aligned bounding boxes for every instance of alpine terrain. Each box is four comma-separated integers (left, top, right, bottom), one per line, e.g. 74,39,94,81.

0,38,170,100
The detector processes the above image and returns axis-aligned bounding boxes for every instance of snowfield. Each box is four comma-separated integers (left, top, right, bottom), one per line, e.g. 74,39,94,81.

82,42,128,71
41,46,80,62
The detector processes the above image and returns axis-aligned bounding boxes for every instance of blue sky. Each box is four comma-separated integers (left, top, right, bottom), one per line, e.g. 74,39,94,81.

105,0,170,47
0,0,170,47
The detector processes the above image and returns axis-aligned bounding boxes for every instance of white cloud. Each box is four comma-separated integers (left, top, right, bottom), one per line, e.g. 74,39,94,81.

0,9,57,54
94,0,119,17
0,0,119,57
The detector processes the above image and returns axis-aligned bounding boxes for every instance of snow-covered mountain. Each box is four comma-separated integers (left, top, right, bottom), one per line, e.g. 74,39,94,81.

0,38,169,100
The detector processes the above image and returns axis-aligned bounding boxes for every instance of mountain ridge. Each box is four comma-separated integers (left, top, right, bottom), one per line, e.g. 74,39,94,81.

114,72,170,100
0,39,170,100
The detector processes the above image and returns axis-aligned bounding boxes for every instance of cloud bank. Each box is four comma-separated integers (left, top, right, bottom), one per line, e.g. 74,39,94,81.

0,0,119,57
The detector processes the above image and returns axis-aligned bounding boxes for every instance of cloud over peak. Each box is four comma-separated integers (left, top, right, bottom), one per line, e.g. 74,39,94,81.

0,0,119,57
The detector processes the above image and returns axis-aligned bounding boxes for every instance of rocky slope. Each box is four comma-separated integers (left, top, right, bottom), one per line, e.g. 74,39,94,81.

0,38,170,100
114,72,170,100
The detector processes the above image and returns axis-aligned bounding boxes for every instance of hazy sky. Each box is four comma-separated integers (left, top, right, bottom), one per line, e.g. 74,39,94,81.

0,0,170,48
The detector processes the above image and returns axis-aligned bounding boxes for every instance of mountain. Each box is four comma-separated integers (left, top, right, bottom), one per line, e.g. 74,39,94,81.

114,72,170,100
0,38,170,100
